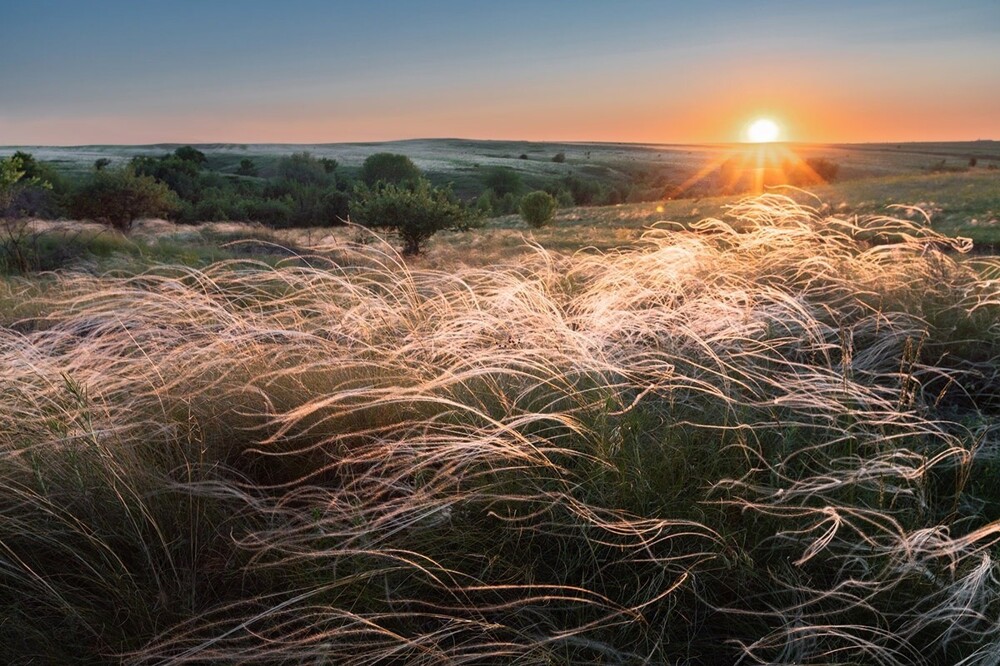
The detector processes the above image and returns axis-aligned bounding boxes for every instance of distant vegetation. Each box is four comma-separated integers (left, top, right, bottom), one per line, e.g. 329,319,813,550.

360,152,422,186
3,140,999,248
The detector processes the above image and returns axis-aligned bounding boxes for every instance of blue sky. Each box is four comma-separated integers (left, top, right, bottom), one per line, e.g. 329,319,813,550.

2,0,998,143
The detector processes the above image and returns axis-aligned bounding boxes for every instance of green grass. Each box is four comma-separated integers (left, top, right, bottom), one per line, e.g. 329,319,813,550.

0,220,317,277
3,196,1000,663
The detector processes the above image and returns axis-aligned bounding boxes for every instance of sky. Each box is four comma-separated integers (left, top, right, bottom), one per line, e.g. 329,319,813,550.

2,0,998,145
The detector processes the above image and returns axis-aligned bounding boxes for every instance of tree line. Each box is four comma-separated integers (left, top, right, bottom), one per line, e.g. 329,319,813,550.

1,149,564,254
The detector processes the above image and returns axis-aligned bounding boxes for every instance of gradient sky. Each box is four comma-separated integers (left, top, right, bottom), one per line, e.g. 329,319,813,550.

2,0,998,145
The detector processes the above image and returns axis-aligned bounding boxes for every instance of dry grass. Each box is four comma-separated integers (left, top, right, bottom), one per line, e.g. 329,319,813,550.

2,195,1000,664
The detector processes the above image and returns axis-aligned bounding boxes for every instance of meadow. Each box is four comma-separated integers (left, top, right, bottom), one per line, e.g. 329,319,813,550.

3,181,1000,663
8,138,1000,197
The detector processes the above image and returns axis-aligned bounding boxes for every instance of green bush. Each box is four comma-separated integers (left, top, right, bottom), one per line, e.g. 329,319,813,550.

275,152,333,186
265,180,349,227
245,197,294,227
474,190,495,216
1,152,61,219
236,158,258,177
360,153,421,186
350,178,476,255
194,195,246,223
70,167,177,233
482,167,522,197
519,190,557,228
173,146,207,165
131,154,201,199
562,175,602,205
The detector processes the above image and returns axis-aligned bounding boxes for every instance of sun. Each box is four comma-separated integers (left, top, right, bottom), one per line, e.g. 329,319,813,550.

747,118,780,143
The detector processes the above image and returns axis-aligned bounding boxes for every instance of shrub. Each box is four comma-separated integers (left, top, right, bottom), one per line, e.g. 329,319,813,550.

784,157,841,186
70,167,177,233
350,178,476,255
245,197,294,227
236,158,258,177
480,190,520,216
264,180,349,227
519,190,557,228
94,158,112,171
554,188,575,208
474,190,495,216
805,156,839,182
276,152,332,186
482,167,522,197
131,155,201,199
552,152,566,163
193,193,247,222
1,153,54,218
360,153,421,186
562,175,602,205
173,145,207,165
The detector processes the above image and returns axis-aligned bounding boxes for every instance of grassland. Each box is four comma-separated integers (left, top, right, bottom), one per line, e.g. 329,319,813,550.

3,193,1000,664
6,138,999,197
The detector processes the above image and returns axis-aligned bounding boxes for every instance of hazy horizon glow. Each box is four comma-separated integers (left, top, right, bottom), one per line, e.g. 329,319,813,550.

2,0,998,145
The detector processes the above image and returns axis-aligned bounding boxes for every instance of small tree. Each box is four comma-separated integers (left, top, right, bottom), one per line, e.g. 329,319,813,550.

236,158,258,177
1,155,30,213
173,146,207,165
276,152,332,186
360,153,421,186
70,167,176,233
483,167,522,197
1,153,51,217
350,179,475,255
519,191,557,228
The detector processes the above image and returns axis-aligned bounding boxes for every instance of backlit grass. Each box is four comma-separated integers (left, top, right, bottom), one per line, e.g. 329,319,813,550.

2,195,1000,664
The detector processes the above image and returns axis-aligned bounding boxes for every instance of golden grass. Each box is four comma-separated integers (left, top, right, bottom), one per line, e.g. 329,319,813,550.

2,195,1000,664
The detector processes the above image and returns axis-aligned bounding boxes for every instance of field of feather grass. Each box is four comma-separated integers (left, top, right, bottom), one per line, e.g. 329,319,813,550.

3,195,1000,664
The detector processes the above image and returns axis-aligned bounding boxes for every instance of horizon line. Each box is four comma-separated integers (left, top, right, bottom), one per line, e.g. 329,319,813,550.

3,137,998,150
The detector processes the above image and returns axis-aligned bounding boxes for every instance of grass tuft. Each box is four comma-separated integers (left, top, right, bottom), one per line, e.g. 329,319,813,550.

2,195,1000,663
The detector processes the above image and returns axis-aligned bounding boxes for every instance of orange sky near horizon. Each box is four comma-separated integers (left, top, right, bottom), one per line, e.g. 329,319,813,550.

3,1,998,146
7,90,994,147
